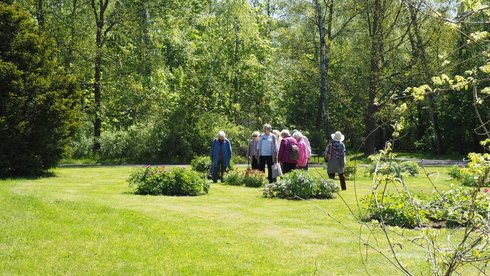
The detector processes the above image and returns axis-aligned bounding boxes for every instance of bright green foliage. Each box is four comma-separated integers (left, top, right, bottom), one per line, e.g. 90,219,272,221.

448,165,464,180
427,187,489,227
223,168,267,187
367,160,421,178
223,169,244,186
363,187,490,228
190,155,212,174
263,170,339,199
344,163,356,179
0,2,78,177
6,0,489,164
128,166,209,196
363,192,429,228
447,153,490,187
242,168,267,188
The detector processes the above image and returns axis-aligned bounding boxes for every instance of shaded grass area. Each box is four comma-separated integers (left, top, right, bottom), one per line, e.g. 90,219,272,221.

0,165,470,274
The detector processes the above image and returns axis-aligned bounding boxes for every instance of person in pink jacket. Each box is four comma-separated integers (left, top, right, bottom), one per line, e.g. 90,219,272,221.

293,131,308,170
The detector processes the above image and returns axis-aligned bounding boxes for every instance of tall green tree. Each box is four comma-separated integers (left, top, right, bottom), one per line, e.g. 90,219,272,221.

0,1,79,176
90,0,120,151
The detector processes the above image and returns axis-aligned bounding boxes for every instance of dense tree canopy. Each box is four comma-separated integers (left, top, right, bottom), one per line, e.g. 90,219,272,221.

3,0,489,167
0,1,79,176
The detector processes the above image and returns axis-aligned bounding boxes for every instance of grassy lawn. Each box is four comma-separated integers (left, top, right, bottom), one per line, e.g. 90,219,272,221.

0,165,472,274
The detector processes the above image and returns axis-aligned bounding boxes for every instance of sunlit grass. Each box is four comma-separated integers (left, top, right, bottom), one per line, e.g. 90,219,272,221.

0,165,471,274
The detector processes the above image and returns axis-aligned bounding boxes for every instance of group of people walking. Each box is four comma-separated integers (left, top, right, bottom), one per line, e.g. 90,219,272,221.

210,124,347,190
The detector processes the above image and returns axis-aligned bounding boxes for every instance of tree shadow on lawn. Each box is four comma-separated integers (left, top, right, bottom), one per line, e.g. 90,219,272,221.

0,171,57,180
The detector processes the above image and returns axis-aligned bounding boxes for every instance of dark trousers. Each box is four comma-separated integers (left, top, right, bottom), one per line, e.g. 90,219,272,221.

282,162,297,174
328,173,347,190
212,160,226,182
251,157,259,170
259,156,276,183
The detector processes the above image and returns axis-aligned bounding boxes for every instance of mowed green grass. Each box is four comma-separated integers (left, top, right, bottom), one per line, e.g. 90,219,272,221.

0,165,464,274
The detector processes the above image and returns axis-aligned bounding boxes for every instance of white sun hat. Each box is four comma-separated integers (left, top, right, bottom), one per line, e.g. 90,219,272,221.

331,131,345,142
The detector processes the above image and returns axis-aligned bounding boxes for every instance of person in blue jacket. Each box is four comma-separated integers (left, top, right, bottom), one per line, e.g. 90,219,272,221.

210,130,232,183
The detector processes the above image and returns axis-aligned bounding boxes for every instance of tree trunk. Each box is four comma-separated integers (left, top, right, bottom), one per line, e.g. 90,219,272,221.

35,0,45,29
91,0,110,152
265,0,272,38
141,1,151,80
93,20,103,152
408,2,444,153
314,0,332,139
364,0,382,155
66,0,78,70
233,18,241,111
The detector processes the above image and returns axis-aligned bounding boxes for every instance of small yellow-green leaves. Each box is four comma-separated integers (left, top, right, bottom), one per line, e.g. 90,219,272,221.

481,139,490,147
452,75,470,91
463,0,489,12
479,62,490,74
468,31,489,43
410,84,432,101
395,103,408,114
432,74,452,86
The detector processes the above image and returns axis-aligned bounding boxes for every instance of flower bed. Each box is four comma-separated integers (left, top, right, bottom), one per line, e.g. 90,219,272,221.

224,168,267,188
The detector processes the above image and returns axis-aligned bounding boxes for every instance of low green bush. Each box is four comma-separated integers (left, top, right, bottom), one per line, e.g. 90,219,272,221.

362,192,428,228
447,165,482,187
446,153,489,187
263,170,339,199
447,165,464,180
363,187,490,228
242,169,267,188
223,168,267,187
224,169,244,186
366,161,420,178
399,161,420,176
190,155,212,174
316,179,341,199
344,164,356,179
427,187,489,227
128,166,209,196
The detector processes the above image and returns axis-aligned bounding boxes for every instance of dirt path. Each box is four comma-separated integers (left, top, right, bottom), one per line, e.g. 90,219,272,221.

59,159,468,168
396,158,468,167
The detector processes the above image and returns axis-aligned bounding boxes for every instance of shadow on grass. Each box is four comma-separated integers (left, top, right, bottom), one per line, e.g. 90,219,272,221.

0,170,57,180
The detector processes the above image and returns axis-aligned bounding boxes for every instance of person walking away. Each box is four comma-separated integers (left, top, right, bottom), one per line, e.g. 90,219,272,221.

325,131,347,190
258,124,278,183
293,131,308,170
273,129,282,151
246,131,260,170
303,134,311,170
278,129,298,174
292,130,312,170
210,131,232,183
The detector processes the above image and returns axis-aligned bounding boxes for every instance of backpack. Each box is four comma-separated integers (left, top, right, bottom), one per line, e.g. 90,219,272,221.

289,144,300,161
324,144,332,162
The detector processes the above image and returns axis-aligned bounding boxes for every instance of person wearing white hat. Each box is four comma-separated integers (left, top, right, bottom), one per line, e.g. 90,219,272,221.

324,131,347,190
